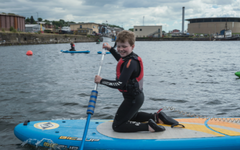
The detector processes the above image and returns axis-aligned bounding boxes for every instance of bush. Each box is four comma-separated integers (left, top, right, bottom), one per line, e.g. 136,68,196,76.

10,26,14,31
2,29,5,32
10,26,17,33
44,30,51,33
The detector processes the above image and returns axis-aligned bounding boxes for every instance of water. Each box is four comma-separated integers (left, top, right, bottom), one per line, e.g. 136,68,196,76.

1,39,240,149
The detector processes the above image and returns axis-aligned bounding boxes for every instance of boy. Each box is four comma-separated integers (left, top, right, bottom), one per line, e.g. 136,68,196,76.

69,42,75,51
95,30,180,132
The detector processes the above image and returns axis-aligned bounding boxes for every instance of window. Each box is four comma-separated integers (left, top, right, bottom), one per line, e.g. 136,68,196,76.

140,29,142,31
80,25,82,28
135,29,137,31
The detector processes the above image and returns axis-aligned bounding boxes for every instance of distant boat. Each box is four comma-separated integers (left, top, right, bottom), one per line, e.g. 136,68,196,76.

213,21,239,41
59,27,73,34
61,50,90,53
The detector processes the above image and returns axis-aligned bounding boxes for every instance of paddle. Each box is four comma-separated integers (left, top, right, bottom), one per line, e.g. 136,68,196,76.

80,46,106,150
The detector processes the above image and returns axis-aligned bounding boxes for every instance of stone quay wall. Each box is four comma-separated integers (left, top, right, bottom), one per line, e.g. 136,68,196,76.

0,32,100,46
136,37,213,41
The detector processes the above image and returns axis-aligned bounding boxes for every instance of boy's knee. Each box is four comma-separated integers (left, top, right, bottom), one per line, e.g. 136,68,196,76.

112,123,120,132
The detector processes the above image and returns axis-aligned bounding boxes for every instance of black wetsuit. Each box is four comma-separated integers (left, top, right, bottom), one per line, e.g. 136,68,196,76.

100,47,155,132
69,44,75,51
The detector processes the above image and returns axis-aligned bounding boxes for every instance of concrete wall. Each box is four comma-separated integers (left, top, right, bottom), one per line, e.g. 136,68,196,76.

0,32,99,46
188,22,240,34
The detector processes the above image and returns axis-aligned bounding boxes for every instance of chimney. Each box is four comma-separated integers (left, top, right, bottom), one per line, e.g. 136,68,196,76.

182,7,185,33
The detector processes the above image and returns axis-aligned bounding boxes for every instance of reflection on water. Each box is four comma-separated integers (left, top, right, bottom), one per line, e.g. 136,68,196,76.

1,39,240,149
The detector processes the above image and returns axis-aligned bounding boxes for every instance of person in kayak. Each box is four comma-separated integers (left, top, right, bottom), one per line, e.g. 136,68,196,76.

94,30,181,132
69,42,76,51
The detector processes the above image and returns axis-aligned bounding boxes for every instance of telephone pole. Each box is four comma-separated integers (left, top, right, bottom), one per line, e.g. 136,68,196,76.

143,16,145,26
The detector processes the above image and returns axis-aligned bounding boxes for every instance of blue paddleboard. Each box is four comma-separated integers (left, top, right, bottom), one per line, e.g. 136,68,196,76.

61,50,90,53
14,118,240,150
97,51,111,54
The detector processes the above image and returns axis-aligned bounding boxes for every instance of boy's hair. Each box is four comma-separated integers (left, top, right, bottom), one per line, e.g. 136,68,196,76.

116,30,135,46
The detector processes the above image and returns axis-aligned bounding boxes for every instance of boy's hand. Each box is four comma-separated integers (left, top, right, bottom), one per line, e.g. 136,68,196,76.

103,43,111,51
95,75,102,84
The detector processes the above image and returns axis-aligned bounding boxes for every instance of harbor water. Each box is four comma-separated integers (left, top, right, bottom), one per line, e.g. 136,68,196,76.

1,38,240,149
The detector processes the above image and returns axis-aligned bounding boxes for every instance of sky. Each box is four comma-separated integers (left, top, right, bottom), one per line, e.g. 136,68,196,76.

1,0,240,32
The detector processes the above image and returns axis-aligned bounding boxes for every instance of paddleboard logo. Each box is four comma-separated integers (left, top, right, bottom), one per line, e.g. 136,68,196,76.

34,122,59,130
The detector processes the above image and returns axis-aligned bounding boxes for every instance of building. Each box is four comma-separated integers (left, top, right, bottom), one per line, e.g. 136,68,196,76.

25,24,45,32
171,29,180,33
0,14,25,31
75,28,92,35
134,26,162,38
70,23,99,34
186,17,240,34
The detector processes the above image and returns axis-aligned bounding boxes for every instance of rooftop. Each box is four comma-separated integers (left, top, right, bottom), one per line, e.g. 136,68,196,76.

186,17,240,23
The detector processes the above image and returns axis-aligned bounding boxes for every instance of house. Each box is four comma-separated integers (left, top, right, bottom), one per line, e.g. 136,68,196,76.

70,23,99,35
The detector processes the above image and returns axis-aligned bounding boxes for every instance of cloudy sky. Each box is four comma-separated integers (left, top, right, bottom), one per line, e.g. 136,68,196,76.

1,0,240,32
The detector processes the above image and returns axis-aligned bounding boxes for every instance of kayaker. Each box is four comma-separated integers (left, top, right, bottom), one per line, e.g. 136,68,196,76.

69,42,76,51
94,30,181,132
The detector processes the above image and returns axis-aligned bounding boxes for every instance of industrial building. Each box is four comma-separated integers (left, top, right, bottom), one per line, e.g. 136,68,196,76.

0,14,25,31
25,24,45,33
134,25,162,38
186,17,240,34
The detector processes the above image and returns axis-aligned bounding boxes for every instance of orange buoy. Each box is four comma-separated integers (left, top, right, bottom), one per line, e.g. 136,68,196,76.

26,50,33,55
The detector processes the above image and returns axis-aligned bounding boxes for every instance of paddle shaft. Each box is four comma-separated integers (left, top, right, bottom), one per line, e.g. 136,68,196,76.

94,50,105,90
80,48,106,150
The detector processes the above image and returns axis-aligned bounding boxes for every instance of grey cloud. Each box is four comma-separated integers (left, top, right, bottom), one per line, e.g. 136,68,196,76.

82,0,191,8
201,0,235,5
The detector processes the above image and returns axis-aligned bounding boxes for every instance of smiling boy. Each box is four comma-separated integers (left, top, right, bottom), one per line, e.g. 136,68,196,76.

94,30,179,132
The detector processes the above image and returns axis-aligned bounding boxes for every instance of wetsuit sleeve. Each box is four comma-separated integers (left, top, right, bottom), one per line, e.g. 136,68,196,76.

100,59,138,89
109,47,121,61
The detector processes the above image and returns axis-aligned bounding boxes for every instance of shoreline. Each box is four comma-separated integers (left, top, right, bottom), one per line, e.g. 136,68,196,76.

0,32,101,46
136,37,240,41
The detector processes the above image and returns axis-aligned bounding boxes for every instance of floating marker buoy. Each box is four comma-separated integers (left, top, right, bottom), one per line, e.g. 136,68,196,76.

235,71,240,77
26,50,33,55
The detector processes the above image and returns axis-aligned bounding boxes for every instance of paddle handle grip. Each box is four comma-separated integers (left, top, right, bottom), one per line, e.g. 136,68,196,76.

86,90,98,115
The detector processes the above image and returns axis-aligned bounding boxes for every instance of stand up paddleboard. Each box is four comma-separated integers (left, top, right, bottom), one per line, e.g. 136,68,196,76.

14,118,240,150
97,51,110,54
235,71,240,77
61,50,90,53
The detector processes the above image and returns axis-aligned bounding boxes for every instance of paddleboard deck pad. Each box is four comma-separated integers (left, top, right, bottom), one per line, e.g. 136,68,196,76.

14,118,240,150
61,50,90,53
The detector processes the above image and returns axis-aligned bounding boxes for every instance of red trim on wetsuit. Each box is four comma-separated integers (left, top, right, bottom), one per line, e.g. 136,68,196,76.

116,56,144,92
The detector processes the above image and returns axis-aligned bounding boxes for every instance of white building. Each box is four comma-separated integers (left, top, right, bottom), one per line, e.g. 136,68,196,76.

25,24,45,32
134,25,162,38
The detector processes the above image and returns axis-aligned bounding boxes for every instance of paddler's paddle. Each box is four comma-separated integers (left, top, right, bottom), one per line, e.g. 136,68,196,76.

80,46,106,150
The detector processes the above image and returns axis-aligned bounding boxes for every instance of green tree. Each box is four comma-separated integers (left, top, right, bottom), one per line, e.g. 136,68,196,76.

44,19,51,25
30,16,35,24
38,18,43,21
129,28,133,31
8,13,16,15
101,23,124,30
25,17,30,23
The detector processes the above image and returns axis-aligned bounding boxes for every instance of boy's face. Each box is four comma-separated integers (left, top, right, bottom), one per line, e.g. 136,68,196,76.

117,41,135,57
